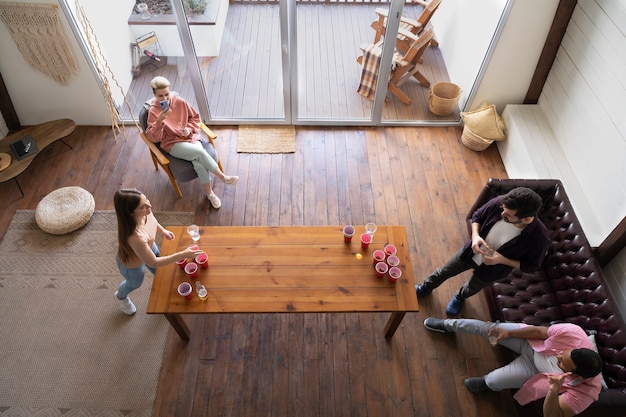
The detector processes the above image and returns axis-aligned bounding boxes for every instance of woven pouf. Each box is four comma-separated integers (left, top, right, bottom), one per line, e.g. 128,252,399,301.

35,186,95,235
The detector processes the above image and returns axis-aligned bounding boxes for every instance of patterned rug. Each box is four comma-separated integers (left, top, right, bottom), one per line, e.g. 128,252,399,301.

236,125,296,153
0,210,193,417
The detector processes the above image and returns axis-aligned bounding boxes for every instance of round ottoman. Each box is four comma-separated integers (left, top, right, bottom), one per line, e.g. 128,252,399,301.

35,186,95,235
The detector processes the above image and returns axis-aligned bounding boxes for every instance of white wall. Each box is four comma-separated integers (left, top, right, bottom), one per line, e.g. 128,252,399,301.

0,0,109,125
467,0,560,111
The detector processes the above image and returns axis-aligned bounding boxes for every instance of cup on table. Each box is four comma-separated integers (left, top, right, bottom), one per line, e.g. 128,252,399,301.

360,233,372,249
195,253,208,269
177,282,193,300
375,261,389,278
184,262,199,279
372,249,386,265
188,244,200,251
187,224,200,242
384,244,397,256
388,266,402,283
365,222,377,236
387,255,400,267
343,225,355,243
175,258,188,270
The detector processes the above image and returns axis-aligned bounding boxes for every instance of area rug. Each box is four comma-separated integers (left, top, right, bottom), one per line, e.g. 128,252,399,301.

236,125,296,153
0,210,193,417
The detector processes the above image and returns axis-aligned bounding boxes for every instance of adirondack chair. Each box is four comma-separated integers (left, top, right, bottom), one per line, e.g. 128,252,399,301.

371,0,442,52
357,27,435,105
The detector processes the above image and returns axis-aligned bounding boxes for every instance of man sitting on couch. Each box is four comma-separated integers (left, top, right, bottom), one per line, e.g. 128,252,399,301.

424,317,603,417
415,187,550,316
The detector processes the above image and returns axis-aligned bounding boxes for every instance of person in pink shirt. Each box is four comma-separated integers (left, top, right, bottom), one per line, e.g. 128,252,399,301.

146,76,238,209
423,317,603,417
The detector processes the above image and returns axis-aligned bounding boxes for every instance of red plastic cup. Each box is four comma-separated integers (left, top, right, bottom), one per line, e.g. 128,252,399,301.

184,262,199,279
177,282,193,300
388,266,402,283
375,261,389,278
372,249,386,265
343,225,355,243
188,244,200,251
195,253,208,269
384,244,397,256
387,255,400,267
175,258,188,270
360,233,372,249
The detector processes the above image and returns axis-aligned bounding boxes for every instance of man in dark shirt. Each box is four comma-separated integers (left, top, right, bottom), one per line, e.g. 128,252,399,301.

415,187,550,316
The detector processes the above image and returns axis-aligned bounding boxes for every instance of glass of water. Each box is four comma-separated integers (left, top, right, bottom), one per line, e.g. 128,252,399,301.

187,224,200,242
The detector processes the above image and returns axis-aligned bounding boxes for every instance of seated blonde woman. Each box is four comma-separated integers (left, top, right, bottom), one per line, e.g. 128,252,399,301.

145,76,238,209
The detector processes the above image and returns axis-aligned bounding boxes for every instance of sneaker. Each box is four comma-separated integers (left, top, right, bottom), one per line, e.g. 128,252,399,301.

423,317,449,333
223,175,239,185
415,284,432,297
446,295,464,316
464,376,489,394
115,291,136,315
207,192,222,209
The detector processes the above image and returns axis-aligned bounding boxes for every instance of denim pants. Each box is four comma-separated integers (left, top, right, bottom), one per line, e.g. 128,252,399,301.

443,318,535,391
169,140,218,185
116,242,159,299
422,248,489,300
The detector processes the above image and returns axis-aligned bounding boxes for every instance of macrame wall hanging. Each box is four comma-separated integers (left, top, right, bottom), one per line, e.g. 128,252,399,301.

0,2,78,85
73,1,137,141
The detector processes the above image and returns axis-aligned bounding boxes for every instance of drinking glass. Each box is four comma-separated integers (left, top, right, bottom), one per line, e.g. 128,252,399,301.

187,224,200,242
365,223,377,236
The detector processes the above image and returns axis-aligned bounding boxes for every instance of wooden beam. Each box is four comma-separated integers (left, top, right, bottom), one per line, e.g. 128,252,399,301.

595,216,626,268
524,0,577,104
0,71,20,132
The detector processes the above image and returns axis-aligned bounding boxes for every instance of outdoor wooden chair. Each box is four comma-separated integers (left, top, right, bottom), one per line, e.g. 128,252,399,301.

138,96,222,198
358,27,435,105
371,0,442,53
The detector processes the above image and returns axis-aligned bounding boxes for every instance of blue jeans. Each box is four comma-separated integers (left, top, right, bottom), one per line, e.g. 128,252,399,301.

169,140,218,185
116,242,159,299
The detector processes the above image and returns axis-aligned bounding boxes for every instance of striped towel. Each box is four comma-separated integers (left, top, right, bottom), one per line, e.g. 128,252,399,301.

357,44,382,100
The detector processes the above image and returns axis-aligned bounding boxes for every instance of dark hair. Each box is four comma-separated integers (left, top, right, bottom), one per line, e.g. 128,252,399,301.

501,187,543,218
571,348,603,378
114,188,143,264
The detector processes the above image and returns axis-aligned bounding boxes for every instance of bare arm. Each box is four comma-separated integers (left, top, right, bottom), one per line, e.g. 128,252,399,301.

128,235,201,269
543,374,576,417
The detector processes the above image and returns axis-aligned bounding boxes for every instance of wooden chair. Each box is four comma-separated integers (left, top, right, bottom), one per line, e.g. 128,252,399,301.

138,98,223,198
371,0,442,53
358,27,435,105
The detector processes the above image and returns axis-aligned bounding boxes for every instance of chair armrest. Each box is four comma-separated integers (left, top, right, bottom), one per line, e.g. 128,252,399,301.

199,123,217,140
140,132,170,166
374,7,420,28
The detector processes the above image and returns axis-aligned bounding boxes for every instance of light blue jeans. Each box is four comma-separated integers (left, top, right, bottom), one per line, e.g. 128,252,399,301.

116,242,159,299
169,140,218,185
442,318,536,391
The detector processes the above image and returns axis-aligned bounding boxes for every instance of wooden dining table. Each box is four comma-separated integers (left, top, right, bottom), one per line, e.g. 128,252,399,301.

147,225,419,341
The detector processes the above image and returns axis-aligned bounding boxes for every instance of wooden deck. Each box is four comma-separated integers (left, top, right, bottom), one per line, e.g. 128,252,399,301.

123,3,458,124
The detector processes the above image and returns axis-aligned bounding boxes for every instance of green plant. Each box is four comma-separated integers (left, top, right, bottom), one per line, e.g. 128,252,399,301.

163,0,207,15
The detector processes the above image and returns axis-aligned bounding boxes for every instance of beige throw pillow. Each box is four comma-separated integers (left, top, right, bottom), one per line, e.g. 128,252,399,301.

461,103,507,141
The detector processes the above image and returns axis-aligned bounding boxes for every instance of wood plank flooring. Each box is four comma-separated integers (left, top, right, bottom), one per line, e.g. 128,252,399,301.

123,3,458,123
0,125,519,417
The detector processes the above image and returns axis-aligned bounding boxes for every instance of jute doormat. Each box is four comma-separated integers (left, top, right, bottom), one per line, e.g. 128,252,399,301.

0,210,193,416
236,125,296,153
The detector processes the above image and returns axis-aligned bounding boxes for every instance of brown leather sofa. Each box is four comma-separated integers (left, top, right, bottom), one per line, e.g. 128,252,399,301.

468,179,626,417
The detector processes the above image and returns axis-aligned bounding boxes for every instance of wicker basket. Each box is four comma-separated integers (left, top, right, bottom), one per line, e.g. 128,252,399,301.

461,125,493,151
429,82,461,116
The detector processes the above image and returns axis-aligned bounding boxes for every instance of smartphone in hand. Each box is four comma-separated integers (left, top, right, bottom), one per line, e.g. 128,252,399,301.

159,100,169,111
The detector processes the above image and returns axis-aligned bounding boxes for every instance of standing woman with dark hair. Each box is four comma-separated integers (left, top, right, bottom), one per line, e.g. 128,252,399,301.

113,188,203,315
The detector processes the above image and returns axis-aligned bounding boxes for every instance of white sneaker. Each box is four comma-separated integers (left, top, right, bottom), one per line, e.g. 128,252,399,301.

115,291,136,315
207,192,222,209
223,175,239,185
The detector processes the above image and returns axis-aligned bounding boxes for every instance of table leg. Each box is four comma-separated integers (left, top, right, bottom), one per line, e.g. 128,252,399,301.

164,313,190,341
384,312,406,338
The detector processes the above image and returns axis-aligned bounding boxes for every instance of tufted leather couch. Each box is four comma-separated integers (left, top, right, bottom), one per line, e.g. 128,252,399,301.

468,179,626,417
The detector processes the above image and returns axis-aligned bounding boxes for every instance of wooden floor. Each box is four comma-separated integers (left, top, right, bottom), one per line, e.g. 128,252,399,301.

123,3,459,123
0,125,519,417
